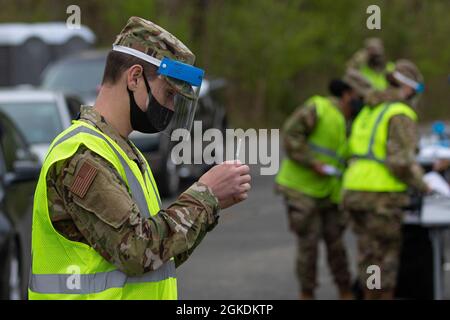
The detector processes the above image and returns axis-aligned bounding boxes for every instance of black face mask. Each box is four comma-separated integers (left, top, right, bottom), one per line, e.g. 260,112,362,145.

368,55,384,68
127,72,174,134
405,90,417,101
387,74,401,88
349,97,365,118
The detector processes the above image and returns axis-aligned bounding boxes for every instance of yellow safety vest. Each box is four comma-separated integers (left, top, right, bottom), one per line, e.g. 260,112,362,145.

359,61,395,90
28,121,177,300
276,96,347,203
343,102,417,192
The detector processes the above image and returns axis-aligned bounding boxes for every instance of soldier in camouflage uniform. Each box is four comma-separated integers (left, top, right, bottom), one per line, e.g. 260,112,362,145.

342,60,429,300
276,70,372,300
347,38,395,90
37,16,251,298
47,107,222,272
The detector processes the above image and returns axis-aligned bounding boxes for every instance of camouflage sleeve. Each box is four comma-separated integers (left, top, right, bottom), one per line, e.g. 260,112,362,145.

386,115,428,193
365,88,404,107
170,186,219,268
346,49,368,70
282,102,318,167
58,147,220,276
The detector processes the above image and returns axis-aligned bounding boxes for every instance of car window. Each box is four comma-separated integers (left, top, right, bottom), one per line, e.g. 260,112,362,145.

0,101,62,144
42,58,105,95
0,115,33,172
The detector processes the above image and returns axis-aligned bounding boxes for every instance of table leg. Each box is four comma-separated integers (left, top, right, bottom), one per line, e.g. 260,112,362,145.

430,228,443,300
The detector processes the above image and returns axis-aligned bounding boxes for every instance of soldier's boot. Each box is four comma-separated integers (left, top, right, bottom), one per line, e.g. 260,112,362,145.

300,290,315,300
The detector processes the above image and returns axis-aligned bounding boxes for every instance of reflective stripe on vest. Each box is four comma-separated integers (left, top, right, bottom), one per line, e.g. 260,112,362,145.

29,262,175,295
350,103,392,164
308,142,346,166
29,122,176,299
343,102,417,192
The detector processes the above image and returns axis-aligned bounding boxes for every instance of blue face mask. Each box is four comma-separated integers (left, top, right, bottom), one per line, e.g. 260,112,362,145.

127,71,174,133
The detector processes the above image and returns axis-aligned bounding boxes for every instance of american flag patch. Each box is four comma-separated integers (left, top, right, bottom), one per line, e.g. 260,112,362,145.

69,161,98,199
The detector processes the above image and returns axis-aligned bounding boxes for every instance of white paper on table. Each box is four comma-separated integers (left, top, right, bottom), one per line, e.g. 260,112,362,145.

322,164,341,176
421,195,450,226
423,171,450,196
419,145,450,160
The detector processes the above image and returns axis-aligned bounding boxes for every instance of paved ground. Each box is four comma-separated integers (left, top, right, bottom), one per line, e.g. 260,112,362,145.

165,166,358,300
164,165,450,300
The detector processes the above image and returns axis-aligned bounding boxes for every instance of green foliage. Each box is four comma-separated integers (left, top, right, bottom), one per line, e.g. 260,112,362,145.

0,0,448,127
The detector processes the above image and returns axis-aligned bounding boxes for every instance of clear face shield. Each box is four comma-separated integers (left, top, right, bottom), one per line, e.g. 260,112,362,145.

112,45,204,139
391,71,425,108
158,59,203,138
392,71,425,94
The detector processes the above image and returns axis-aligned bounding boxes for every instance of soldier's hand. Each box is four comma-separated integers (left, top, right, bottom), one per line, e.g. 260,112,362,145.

433,159,450,172
311,161,327,176
199,160,251,209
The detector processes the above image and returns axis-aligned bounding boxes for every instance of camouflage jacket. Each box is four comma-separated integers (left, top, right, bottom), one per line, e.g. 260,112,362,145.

346,49,386,73
46,106,220,276
280,90,427,196
365,90,428,193
346,48,368,70
281,96,345,168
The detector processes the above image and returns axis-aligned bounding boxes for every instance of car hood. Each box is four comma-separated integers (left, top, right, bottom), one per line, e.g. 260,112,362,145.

30,143,50,164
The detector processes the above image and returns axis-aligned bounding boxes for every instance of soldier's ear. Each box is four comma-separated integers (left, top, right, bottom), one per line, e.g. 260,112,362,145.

127,65,143,90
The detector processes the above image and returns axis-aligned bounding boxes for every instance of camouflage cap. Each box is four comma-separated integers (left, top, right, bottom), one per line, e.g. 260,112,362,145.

394,59,424,84
364,37,384,56
343,68,372,97
113,16,197,99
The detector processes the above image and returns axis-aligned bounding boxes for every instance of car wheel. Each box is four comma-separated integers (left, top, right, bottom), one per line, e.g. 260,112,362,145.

157,151,180,198
0,239,22,300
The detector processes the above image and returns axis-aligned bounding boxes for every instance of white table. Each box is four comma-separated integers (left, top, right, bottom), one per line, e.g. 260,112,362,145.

403,195,450,300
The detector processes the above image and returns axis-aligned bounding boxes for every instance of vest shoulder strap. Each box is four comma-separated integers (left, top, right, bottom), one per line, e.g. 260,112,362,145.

306,95,329,115
306,96,346,164
352,103,391,163
47,121,160,217
385,102,417,121
353,102,416,162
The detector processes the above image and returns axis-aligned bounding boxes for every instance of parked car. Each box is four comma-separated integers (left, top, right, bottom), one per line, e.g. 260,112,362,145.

0,22,95,87
41,49,106,105
41,50,228,197
0,111,40,299
0,89,82,163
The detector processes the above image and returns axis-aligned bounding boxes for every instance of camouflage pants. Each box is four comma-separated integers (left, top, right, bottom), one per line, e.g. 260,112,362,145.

283,191,351,293
342,191,407,291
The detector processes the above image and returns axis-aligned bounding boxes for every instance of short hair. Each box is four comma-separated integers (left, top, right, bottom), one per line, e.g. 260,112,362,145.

101,50,157,85
328,79,352,98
